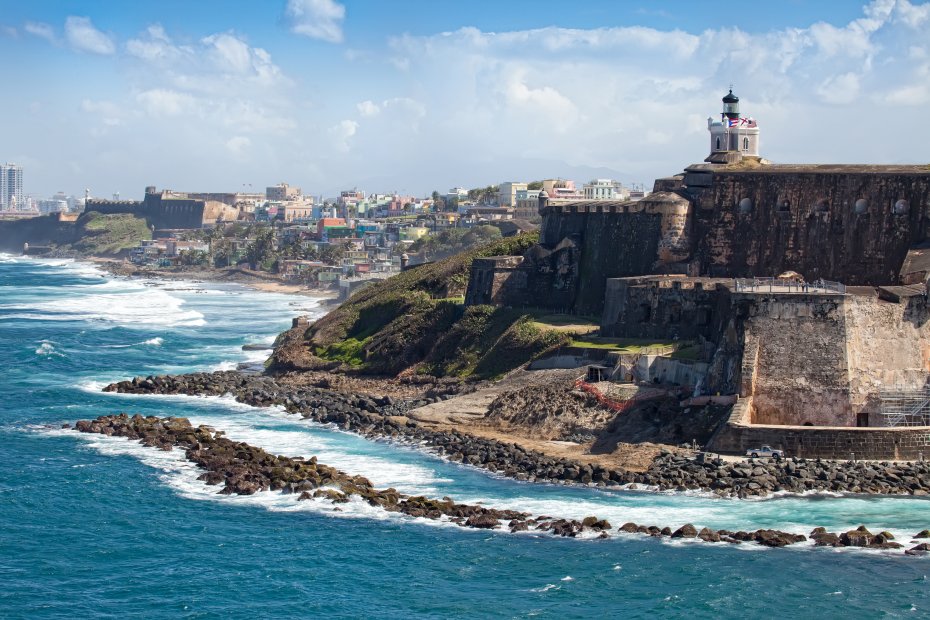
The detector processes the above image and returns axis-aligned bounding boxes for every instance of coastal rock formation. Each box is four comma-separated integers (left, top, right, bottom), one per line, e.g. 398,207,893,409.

72,414,528,528
103,371,930,498
71,413,921,554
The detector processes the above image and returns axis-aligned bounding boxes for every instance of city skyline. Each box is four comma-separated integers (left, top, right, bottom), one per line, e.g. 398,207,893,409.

1,0,929,198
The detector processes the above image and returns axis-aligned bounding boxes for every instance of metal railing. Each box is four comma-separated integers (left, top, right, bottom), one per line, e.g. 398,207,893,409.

733,277,846,294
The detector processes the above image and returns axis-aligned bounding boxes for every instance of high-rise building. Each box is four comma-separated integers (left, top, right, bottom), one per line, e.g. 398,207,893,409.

0,163,23,211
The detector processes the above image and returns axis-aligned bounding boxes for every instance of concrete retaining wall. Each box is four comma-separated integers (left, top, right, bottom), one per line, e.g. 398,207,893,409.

708,397,930,460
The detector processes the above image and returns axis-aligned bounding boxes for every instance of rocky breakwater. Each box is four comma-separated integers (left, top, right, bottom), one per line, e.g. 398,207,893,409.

103,372,622,486
641,453,930,498
104,372,930,499
71,414,930,554
71,414,529,530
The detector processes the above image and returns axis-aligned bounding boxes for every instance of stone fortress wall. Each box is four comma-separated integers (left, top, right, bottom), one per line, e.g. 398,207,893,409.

684,165,930,284
85,187,240,230
464,164,930,315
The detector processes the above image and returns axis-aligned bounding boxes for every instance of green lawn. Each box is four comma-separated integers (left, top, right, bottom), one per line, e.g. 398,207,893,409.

529,313,600,335
568,337,683,354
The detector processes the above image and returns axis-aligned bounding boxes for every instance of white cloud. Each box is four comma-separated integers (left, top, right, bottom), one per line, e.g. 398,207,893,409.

286,0,346,43
136,89,197,117
24,22,55,43
329,119,358,152
125,24,186,63
895,0,930,27
817,72,862,104
81,99,123,126
64,16,114,55
357,100,380,117
225,136,251,156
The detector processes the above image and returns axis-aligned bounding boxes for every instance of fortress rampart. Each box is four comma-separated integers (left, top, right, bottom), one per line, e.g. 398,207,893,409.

685,165,930,284
465,164,930,315
85,187,237,230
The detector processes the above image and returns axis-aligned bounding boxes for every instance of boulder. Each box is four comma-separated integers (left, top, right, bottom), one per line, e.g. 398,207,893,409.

671,524,698,538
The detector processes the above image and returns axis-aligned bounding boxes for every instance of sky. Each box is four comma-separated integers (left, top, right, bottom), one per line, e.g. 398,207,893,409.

1,0,929,200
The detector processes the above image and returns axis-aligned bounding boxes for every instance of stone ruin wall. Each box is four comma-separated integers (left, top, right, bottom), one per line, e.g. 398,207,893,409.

740,294,853,426
465,256,528,306
689,169,930,283
743,292,930,427
843,293,930,413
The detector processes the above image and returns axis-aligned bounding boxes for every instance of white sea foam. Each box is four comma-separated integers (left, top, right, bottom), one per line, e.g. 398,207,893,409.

184,412,452,495
35,340,64,357
55,429,476,532
0,288,205,327
143,337,163,346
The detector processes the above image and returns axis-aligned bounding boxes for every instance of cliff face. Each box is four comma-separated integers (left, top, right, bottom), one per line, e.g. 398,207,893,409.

0,214,81,253
0,212,151,256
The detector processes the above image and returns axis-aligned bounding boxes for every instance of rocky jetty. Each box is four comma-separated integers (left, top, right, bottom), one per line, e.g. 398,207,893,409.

104,371,930,498
72,414,527,528
73,413,930,554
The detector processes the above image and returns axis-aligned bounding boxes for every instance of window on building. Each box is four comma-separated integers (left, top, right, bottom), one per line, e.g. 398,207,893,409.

742,137,749,151
715,137,721,150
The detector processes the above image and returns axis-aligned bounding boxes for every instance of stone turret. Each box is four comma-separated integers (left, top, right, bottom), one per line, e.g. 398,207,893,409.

706,89,760,164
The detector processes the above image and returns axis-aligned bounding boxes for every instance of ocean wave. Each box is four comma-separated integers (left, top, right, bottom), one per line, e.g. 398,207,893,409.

35,340,65,357
0,288,205,327
143,337,163,346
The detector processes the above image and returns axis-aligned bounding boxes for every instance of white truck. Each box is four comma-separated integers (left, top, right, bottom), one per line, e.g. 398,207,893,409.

745,445,784,458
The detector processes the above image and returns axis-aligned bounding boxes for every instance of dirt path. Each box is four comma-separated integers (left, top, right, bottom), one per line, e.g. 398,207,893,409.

405,368,578,425
406,368,683,472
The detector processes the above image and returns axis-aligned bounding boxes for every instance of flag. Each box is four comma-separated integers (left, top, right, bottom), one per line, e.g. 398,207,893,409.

727,118,740,127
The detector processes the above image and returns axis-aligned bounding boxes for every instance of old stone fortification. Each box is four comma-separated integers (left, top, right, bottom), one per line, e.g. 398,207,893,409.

708,398,930,460
86,187,239,230
0,213,82,253
685,165,930,284
465,164,930,314
600,276,930,429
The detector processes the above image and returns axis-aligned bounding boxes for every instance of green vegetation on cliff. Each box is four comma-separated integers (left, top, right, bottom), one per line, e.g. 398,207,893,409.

69,212,152,256
271,231,570,379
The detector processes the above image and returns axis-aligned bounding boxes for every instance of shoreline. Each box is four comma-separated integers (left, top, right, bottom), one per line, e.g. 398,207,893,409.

68,411,930,554
104,370,930,500
86,256,341,300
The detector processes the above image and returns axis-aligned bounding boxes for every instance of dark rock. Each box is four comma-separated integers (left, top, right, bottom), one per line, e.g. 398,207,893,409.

671,524,698,538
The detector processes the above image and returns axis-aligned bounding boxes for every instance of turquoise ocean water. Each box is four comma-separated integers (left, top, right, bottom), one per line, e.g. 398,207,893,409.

2,253,930,618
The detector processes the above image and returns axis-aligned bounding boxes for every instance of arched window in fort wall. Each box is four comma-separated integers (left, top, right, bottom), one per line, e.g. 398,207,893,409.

742,137,749,151
715,136,721,150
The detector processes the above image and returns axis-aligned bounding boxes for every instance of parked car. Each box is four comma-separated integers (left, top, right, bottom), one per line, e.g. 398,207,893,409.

745,445,784,458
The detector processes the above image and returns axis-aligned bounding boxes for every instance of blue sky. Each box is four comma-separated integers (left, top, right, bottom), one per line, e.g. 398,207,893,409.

1,0,928,199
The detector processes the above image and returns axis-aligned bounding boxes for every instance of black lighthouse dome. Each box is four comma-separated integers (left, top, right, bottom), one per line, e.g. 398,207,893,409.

722,89,740,119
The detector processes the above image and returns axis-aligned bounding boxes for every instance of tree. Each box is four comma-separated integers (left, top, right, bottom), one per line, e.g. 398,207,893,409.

431,190,444,212
245,228,276,270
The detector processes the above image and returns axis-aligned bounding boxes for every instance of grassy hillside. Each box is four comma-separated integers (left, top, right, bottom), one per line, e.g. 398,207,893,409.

270,231,570,380
69,212,151,256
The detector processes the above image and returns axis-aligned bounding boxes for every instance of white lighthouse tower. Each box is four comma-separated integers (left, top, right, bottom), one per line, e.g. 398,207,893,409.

705,89,760,164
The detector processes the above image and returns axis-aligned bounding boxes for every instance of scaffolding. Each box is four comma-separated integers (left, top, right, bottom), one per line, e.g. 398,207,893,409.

877,385,930,427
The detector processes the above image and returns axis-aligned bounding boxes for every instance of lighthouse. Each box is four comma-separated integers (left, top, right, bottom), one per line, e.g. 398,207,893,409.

705,89,760,164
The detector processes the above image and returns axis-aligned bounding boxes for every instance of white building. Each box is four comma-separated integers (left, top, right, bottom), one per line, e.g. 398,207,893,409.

498,181,527,207
706,89,760,164
446,187,468,201
582,179,629,201
0,163,23,211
